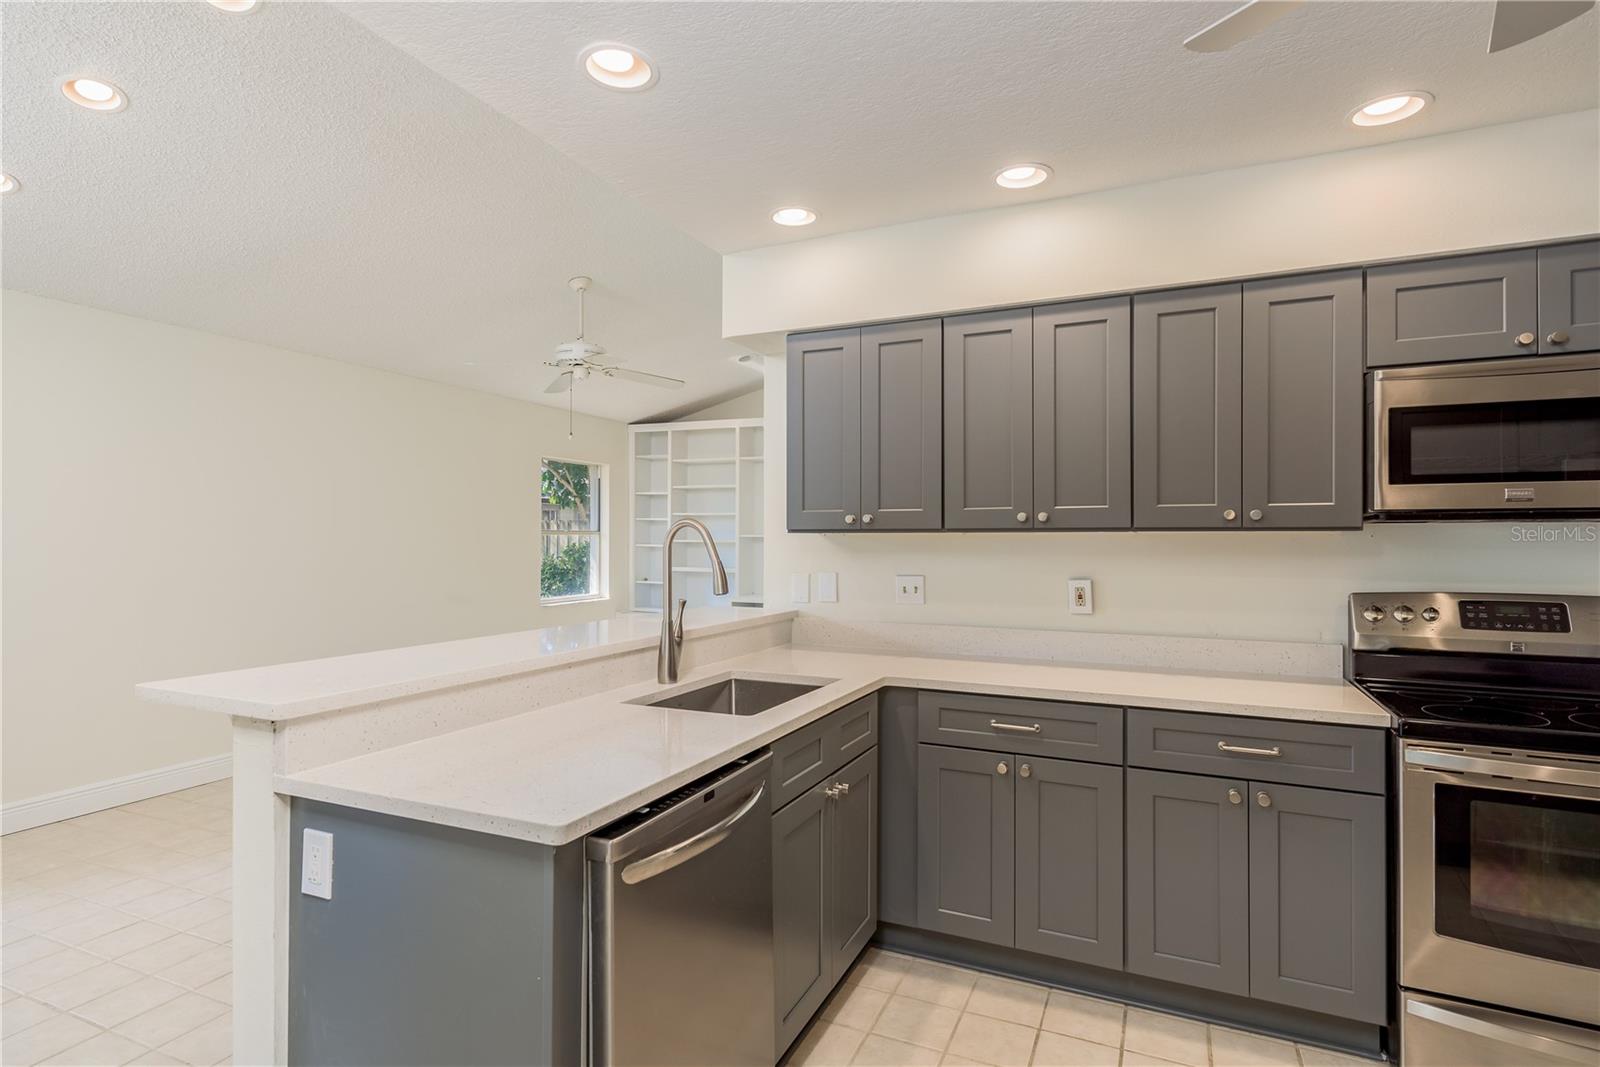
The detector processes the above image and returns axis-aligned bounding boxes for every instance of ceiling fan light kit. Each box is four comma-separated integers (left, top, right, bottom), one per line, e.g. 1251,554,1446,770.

544,275,686,435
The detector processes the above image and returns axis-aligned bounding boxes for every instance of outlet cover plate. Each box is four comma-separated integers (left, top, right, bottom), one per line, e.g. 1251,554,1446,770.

301,828,333,900
895,575,925,605
1068,578,1094,615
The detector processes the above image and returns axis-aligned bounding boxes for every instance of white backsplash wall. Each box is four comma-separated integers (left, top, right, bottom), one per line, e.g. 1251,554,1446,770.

762,358,1600,647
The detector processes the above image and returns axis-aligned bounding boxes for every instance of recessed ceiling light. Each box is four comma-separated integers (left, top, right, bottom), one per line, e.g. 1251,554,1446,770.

771,207,817,227
580,44,657,91
208,0,259,10
60,77,128,112
995,163,1052,189
1349,91,1432,127
1,173,17,195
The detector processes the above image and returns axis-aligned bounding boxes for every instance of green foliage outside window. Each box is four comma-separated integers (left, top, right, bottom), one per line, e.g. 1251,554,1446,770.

540,459,599,600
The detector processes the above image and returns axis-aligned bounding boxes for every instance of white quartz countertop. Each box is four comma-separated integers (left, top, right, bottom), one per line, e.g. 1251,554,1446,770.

135,607,795,721
274,644,1391,846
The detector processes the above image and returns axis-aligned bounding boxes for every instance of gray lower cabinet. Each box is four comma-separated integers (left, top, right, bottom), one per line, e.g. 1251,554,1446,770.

1248,782,1386,1024
1366,248,1540,366
1125,768,1251,994
1133,285,1244,529
773,746,879,1058
1241,272,1364,529
944,309,1034,529
787,328,862,531
1015,756,1123,970
1032,297,1133,529
916,744,1016,944
1539,239,1600,354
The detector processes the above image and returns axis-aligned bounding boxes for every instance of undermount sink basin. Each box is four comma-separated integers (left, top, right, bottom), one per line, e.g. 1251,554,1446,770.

633,675,826,716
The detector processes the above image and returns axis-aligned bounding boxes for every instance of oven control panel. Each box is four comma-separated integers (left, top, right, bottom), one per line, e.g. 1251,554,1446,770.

1459,599,1570,633
1349,591,1599,658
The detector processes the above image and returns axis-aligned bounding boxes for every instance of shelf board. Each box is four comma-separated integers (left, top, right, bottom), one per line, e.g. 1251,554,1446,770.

738,455,764,461
636,543,663,549
673,484,737,490
671,457,737,465
635,579,663,585
672,566,735,574
739,534,763,539
636,491,668,497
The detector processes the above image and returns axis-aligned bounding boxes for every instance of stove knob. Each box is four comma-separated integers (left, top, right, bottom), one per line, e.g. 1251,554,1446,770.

1393,605,1416,624
1420,606,1440,623
1361,605,1386,623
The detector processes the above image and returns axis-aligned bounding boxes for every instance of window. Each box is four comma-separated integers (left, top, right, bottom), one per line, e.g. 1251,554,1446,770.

540,458,603,602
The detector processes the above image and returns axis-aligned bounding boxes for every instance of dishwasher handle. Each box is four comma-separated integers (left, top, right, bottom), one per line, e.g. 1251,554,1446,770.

620,781,766,885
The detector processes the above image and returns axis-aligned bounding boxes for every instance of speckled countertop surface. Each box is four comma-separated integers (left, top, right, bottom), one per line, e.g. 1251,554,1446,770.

274,644,1391,846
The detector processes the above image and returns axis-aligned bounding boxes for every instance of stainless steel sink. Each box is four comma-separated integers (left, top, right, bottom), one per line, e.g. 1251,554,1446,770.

633,676,825,716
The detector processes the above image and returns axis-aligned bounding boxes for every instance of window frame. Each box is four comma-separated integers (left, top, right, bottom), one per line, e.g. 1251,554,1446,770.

538,457,607,606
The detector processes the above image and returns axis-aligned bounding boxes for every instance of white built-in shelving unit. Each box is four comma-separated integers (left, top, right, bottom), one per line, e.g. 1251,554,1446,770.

630,417,764,613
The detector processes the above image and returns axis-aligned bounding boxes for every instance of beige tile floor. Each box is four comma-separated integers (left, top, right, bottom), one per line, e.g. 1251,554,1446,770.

1,782,233,1066
786,949,1382,1067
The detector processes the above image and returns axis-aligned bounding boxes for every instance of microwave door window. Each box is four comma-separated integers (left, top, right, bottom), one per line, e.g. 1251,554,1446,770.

1390,398,1600,484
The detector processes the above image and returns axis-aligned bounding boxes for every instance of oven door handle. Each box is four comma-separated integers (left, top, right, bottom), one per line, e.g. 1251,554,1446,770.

1404,748,1600,790
1406,999,1600,1064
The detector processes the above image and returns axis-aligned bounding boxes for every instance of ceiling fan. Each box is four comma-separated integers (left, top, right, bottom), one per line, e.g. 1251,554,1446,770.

544,275,684,436
1183,0,1595,54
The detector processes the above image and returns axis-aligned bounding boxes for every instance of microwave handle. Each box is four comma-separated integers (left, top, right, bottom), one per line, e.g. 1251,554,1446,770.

1404,747,1600,790
1406,999,1599,1064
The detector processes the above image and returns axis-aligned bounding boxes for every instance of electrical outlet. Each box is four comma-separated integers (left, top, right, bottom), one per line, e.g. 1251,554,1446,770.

816,572,838,603
301,828,333,900
1068,578,1094,615
790,573,810,604
894,575,925,605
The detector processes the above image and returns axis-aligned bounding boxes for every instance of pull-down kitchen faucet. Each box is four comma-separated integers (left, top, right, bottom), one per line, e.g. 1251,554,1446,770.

658,518,729,683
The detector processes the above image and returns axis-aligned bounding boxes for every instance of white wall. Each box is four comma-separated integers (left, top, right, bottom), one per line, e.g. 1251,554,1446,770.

762,359,1600,647
671,388,764,422
725,111,1600,341
2,292,629,806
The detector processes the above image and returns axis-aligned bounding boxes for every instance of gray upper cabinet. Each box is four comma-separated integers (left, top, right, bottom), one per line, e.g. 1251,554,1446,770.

1015,756,1123,970
1125,768,1250,995
1366,248,1540,367
944,309,1035,530
1539,240,1600,354
861,321,943,530
1241,271,1364,529
916,744,1015,946
1248,782,1386,1024
1033,298,1133,529
1133,285,1244,529
787,329,862,530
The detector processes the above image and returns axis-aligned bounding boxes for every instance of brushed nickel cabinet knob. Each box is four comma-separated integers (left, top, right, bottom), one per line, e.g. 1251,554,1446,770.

1037,512,1049,523
1223,509,1237,521
996,761,1009,776
1249,509,1263,521
1256,791,1272,808
1019,763,1032,779
1548,330,1570,345
862,513,874,525
844,514,856,525
1016,512,1028,523
1228,788,1242,805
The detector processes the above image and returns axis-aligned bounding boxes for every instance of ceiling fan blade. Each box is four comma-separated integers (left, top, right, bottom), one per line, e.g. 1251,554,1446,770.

603,367,685,390
1183,0,1306,52
544,373,572,394
1488,0,1594,51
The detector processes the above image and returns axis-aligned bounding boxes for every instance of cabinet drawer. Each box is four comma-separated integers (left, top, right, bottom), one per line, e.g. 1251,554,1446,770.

771,694,879,810
1126,709,1385,793
917,692,1122,764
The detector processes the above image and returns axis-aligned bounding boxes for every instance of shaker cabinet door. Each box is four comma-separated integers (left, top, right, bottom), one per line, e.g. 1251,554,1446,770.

944,309,1035,530
1366,248,1539,366
1133,285,1244,528
862,320,943,530
916,744,1016,946
1033,297,1132,529
825,748,879,982
1248,782,1387,1023
1125,769,1250,995
1538,240,1600,354
772,785,830,1057
1241,271,1364,529
1015,756,1123,970
787,329,862,531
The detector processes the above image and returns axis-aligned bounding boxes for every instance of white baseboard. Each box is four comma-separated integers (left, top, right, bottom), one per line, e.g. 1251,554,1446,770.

2,753,232,835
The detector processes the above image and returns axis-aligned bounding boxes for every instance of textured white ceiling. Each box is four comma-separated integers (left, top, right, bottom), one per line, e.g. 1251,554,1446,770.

344,0,1600,253
0,2,762,423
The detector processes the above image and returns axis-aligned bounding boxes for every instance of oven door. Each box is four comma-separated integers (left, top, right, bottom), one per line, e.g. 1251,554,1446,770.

1371,353,1600,514
1401,743,1600,1025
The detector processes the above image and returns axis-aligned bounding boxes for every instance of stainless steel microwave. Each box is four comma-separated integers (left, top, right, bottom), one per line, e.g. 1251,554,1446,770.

1370,353,1600,517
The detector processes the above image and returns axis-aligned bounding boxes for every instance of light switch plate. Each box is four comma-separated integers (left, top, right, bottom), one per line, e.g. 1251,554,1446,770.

301,828,333,900
895,575,925,605
1068,578,1094,615
790,573,810,604
816,572,838,603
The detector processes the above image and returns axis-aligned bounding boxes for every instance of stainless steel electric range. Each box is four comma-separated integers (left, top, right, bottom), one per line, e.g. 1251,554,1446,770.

1347,592,1600,1067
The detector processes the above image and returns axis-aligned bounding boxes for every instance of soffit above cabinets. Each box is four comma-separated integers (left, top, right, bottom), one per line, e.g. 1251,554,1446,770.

343,1,1598,253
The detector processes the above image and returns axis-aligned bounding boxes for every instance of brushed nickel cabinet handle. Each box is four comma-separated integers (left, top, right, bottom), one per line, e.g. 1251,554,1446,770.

1217,740,1282,757
990,720,1042,733
835,781,850,797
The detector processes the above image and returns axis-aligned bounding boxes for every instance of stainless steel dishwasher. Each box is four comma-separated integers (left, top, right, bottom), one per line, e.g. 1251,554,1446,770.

587,752,774,1066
